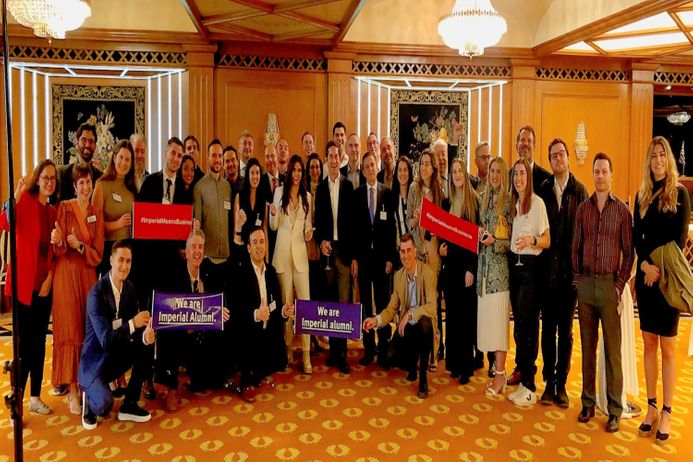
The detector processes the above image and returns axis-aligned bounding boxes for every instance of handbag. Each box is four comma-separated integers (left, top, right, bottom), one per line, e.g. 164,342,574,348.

493,214,510,240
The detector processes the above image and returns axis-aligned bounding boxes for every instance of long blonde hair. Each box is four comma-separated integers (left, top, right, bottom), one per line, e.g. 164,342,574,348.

481,156,509,222
449,157,478,222
637,136,679,219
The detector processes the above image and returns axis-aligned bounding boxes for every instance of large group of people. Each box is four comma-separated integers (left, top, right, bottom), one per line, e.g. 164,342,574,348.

2,120,690,447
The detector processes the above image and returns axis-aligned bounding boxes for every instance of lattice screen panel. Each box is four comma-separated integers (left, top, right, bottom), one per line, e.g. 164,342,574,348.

654,72,693,86
536,68,630,81
0,46,186,65
216,55,327,71
353,61,511,78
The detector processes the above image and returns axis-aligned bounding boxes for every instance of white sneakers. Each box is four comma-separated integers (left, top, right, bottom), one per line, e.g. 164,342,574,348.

509,383,537,406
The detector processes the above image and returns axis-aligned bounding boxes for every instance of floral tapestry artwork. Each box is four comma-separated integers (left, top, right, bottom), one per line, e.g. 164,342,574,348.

52,84,145,170
390,90,468,166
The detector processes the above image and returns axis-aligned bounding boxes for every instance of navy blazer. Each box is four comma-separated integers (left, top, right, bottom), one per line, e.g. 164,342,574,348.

314,174,354,262
353,182,397,264
78,273,144,389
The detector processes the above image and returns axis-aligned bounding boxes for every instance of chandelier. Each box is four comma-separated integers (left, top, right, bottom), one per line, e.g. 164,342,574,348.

667,111,691,125
8,0,92,40
438,0,507,58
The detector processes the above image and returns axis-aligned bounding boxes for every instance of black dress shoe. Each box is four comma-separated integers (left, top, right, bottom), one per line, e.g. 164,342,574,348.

417,386,429,399
473,357,484,370
326,356,336,367
606,414,619,433
458,375,470,385
338,361,351,374
554,385,570,408
406,370,417,382
540,383,555,406
359,354,374,366
577,406,595,423
376,358,390,370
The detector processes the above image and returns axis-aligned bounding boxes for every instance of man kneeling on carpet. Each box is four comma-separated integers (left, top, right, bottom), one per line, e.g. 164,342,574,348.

78,239,154,430
363,233,436,399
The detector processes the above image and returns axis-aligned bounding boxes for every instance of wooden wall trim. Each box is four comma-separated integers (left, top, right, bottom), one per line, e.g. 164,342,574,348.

0,45,187,66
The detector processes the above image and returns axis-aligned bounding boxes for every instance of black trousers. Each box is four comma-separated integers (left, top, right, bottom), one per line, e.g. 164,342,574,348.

444,283,476,378
509,255,541,392
358,255,392,359
18,291,52,397
325,250,352,364
540,279,577,386
391,316,433,390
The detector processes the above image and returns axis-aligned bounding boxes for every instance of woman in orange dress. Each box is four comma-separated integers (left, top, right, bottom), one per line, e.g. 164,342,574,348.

50,163,104,415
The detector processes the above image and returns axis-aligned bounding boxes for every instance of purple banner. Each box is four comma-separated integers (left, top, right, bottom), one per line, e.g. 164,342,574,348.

295,300,362,340
152,291,224,331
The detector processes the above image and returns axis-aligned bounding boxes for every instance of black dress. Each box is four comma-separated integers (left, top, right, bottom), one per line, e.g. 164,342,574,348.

633,181,691,337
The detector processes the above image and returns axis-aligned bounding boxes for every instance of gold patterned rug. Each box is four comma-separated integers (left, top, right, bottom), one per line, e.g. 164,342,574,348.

1,318,692,462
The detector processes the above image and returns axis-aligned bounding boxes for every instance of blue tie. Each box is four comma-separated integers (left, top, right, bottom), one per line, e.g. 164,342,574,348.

369,187,375,225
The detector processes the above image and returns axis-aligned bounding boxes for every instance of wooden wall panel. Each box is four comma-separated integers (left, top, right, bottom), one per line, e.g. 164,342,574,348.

214,68,327,166
534,81,631,201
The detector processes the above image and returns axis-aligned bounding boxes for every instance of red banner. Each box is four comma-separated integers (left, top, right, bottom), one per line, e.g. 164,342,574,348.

132,202,193,240
419,198,479,254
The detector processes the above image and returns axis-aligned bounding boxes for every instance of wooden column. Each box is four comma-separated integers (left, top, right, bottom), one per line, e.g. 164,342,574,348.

629,63,657,204
325,51,357,134
509,59,538,163
184,44,216,165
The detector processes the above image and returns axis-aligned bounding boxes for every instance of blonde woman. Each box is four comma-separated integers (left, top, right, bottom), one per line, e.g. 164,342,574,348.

476,157,512,396
634,136,691,445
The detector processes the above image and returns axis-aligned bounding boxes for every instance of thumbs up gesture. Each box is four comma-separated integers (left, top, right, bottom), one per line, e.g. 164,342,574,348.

66,227,80,250
50,221,63,246
144,318,155,345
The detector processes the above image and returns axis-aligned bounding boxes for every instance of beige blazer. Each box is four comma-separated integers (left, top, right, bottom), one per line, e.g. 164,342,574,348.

269,186,312,274
380,262,437,326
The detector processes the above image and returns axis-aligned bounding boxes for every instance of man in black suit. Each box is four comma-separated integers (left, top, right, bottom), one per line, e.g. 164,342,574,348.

340,133,365,189
232,226,293,402
354,151,397,367
58,122,102,201
131,133,150,192
507,125,551,387
259,143,284,262
137,137,184,204
377,137,397,190
537,138,588,408
154,230,230,412
314,141,356,374
78,240,155,430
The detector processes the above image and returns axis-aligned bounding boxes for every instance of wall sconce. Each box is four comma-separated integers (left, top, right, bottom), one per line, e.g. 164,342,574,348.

265,113,280,146
574,121,588,165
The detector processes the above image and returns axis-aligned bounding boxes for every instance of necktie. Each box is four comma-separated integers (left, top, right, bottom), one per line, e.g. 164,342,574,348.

369,187,375,225
192,279,199,293
272,177,278,193
165,178,172,202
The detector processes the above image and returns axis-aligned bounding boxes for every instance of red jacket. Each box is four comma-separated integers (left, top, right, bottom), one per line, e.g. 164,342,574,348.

1,193,56,305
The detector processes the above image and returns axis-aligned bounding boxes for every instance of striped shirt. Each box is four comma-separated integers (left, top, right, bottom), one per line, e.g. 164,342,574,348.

571,192,634,295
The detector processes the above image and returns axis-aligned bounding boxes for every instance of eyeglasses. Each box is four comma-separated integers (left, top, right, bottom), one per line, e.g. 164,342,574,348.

39,175,57,183
79,137,96,145
549,150,567,160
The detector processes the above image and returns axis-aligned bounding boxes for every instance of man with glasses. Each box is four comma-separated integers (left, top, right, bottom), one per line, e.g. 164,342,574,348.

470,142,492,194
58,123,102,201
537,138,588,408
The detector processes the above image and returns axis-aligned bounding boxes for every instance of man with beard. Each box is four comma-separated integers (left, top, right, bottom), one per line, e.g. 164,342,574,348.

58,123,102,200
193,139,232,263
470,142,492,194
223,145,243,193
377,137,397,190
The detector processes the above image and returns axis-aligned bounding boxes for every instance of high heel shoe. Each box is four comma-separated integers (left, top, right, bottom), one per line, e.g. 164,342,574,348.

485,369,506,396
638,398,659,437
655,405,672,445
302,351,313,374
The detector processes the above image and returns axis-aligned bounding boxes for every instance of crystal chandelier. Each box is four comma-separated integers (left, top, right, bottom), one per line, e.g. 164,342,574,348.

667,111,691,126
438,0,507,58
8,0,92,40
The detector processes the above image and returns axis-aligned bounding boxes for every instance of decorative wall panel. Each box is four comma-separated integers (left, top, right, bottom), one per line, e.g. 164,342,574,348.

216,55,327,72
0,46,186,65
354,61,510,78
536,68,630,82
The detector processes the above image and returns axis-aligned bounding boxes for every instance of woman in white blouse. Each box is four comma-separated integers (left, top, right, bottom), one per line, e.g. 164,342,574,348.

507,158,550,407
269,155,314,374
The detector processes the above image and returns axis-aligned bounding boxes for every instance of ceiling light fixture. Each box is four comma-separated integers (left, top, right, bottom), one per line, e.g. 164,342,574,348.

8,0,91,40
667,111,691,125
438,0,507,58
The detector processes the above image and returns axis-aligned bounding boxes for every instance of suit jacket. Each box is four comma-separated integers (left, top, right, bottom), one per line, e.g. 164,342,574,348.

269,186,312,274
380,263,437,326
58,162,102,201
377,168,395,190
137,171,180,203
259,172,285,204
353,182,397,264
78,273,144,389
163,257,224,295
532,162,551,192
340,164,366,189
314,174,355,262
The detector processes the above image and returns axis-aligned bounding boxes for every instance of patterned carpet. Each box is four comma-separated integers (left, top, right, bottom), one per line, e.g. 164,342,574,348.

1,317,692,462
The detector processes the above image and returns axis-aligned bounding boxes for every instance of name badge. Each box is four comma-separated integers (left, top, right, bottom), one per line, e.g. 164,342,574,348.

379,210,387,221
224,200,231,210
112,318,123,330
87,215,97,223
112,192,122,203
269,300,277,311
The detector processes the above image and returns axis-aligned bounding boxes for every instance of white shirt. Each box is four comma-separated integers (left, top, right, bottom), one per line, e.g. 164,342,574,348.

328,174,340,241
109,271,136,336
510,193,550,256
251,260,268,323
162,170,177,204
188,268,204,293
553,175,569,211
